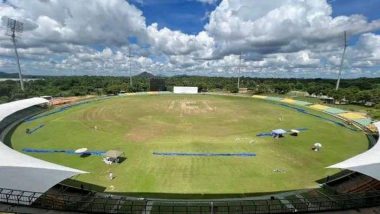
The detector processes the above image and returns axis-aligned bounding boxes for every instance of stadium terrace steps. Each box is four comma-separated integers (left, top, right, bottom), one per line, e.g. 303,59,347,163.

252,95,375,129
332,174,380,194
0,98,87,205
310,104,330,111
323,107,348,114
292,100,312,106
353,118,373,127
281,98,296,104
338,112,368,120
267,97,283,102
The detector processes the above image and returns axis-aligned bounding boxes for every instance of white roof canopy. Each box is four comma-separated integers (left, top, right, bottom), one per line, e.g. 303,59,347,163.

0,97,48,121
328,121,380,180
0,98,86,204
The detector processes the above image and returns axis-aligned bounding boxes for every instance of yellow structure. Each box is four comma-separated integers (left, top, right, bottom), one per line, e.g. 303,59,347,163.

252,95,267,99
309,104,330,111
281,98,296,104
338,112,367,120
147,92,159,95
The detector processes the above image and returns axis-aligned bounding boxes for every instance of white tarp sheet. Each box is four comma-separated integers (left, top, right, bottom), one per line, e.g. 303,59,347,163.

328,121,380,180
0,98,86,204
173,86,198,94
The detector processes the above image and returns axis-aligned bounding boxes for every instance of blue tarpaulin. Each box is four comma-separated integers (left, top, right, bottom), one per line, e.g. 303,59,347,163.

23,148,105,156
272,129,286,135
153,152,256,157
256,128,308,137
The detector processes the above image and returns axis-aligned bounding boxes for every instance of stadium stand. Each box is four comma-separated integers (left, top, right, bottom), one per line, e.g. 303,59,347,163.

252,95,375,131
338,112,368,120
327,173,380,194
251,95,267,99
323,107,347,114
265,96,283,102
0,98,86,204
309,104,330,111
0,95,379,213
292,100,312,106
281,98,296,104
353,118,373,127
1,185,380,213
328,121,380,180
0,105,44,133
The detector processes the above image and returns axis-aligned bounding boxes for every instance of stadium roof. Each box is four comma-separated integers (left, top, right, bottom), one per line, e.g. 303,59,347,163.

0,97,47,121
0,98,86,204
328,121,380,180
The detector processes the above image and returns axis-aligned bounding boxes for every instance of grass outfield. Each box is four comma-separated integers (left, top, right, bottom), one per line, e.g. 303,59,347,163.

11,94,369,197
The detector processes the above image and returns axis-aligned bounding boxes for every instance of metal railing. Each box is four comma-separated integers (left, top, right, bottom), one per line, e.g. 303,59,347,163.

2,187,380,213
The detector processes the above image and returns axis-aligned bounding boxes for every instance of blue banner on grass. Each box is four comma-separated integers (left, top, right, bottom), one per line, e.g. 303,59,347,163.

153,152,256,157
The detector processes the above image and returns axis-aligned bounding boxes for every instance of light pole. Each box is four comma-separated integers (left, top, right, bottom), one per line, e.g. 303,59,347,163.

128,48,133,87
237,52,242,90
335,31,347,91
6,18,24,91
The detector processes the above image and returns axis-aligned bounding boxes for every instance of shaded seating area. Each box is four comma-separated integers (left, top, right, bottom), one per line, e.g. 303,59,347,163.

0,98,87,205
326,173,380,194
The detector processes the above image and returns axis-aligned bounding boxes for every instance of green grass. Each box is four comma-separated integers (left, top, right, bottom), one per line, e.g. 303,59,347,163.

10,94,369,197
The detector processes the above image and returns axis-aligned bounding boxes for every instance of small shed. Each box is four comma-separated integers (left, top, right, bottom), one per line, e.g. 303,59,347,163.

104,150,124,163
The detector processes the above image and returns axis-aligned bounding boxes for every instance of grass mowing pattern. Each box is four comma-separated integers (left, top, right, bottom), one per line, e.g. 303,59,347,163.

11,94,369,197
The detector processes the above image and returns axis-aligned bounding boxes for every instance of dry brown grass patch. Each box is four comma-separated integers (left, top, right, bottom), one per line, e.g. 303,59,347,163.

125,123,171,142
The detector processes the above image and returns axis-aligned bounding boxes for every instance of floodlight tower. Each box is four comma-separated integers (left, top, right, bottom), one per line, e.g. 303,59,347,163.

335,31,347,91
237,52,242,89
128,48,133,87
6,18,24,91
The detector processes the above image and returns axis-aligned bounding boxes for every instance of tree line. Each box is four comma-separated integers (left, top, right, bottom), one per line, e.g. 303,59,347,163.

0,75,379,108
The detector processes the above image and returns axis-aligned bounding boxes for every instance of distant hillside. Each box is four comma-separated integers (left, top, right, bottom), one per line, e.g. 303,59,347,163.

0,72,43,79
135,72,155,78
0,72,19,78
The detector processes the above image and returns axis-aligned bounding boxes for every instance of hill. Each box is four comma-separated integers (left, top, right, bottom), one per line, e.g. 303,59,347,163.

0,72,19,78
135,72,155,78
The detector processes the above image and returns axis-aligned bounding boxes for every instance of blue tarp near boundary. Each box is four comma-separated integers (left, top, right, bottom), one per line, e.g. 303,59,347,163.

153,152,256,157
256,133,273,137
256,128,308,137
22,148,105,156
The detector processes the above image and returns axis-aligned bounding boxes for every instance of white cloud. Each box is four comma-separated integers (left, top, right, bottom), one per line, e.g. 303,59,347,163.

0,0,148,47
206,0,380,57
146,23,214,58
347,33,380,68
0,0,379,78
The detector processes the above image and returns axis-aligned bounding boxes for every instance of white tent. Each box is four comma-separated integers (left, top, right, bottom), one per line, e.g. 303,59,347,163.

0,98,87,204
328,121,380,180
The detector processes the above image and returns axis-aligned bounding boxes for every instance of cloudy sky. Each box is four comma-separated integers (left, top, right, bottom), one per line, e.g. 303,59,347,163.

0,0,380,78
